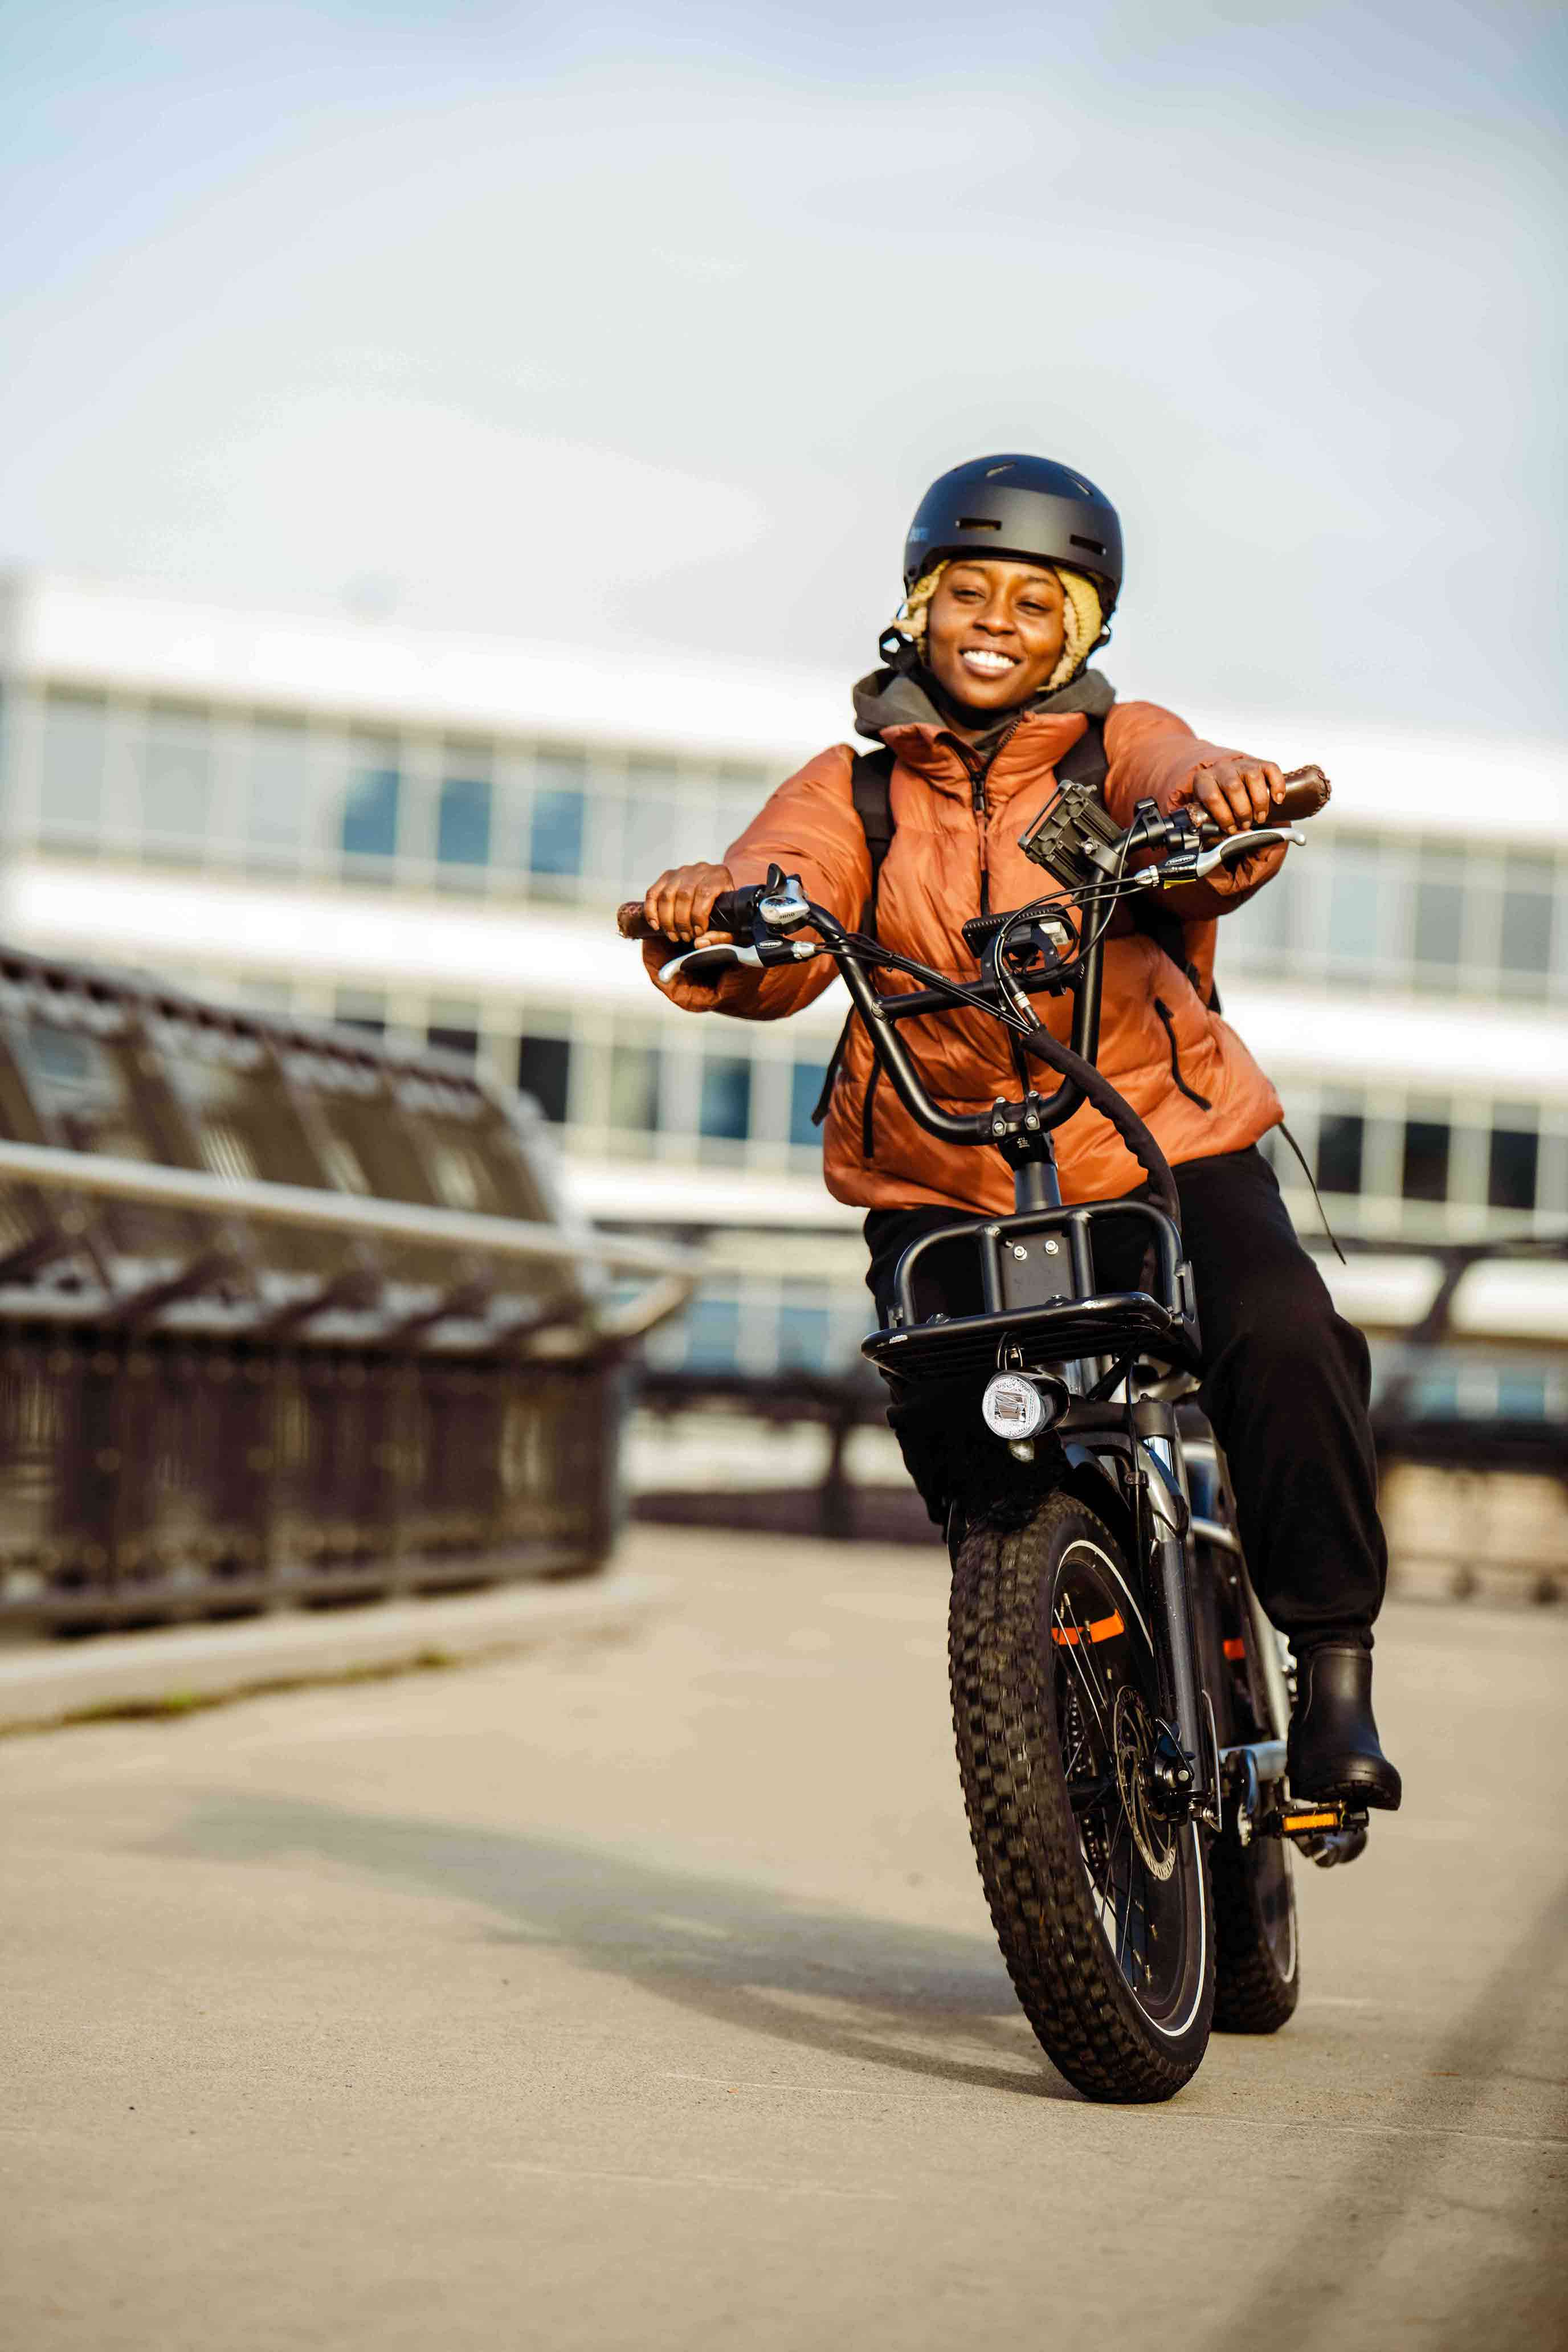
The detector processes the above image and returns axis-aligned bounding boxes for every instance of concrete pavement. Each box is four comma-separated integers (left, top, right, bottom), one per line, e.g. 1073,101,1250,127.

2,1526,1564,2351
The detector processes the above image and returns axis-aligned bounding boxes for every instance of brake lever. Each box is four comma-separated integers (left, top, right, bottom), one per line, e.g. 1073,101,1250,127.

1190,824,1303,879
1145,824,1304,888
657,938,822,985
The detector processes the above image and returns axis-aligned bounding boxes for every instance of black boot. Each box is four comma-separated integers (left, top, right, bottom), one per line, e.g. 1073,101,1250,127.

1287,1643,1402,1811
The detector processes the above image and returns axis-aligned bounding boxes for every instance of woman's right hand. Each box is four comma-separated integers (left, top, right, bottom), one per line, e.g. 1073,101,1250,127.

642,862,735,943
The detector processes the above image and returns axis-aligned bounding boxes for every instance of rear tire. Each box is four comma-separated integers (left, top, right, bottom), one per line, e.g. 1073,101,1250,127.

1211,1831,1299,2032
949,1489,1215,2103
1190,1529,1301,2036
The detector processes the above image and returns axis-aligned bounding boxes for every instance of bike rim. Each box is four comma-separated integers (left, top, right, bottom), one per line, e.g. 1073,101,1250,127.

1045,1538,1207,2037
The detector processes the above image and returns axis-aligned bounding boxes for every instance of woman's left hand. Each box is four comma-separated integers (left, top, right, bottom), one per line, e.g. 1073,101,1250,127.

1163,752,1289,908
1179,755,1287,834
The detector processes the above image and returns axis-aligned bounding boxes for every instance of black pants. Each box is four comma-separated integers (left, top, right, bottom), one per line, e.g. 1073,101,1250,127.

865,1147,1386,1644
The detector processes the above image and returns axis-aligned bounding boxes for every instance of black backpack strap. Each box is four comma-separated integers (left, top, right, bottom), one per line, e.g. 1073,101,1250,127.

1053,710,1108,791
850,745,896,929
811,746,896,1130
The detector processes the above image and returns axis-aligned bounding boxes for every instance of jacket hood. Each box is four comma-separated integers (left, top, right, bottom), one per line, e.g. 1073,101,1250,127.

852,661,1116,749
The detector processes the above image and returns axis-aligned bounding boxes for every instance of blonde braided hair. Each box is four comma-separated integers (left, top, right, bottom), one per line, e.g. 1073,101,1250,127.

893,558,1103,693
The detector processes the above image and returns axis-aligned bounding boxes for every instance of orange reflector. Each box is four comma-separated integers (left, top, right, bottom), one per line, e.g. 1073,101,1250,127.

1052,1609,1125,1648
1222,1637,1247,1661
1281,1811,1339,1834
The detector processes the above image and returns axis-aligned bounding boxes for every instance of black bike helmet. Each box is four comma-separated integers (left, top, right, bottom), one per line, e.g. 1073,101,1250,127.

903,454,1124,619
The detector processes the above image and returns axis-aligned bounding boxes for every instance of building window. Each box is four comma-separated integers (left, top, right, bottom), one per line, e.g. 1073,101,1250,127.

621,757,687,896
1488,1125,1538,1212
341,761,400,859
1412,1369,1459,1416
425,1020,475,1058
517,1034,571,1124
1316,1110,1364,1197
700,1056,752,1142
530,751,586,879
1499,856,1554,988
334,987,386,1036
1412,850,1465,974
1402,1117,1451,1203
39,688,108,839
1326,846,1382,966
778,1301,830,1371
438,775,491,868
790,1060,828,1147
246,715,313,867
140,701,213,854
1496,1370,1547,1418
683,1293,741,1370
609,1043,660,1133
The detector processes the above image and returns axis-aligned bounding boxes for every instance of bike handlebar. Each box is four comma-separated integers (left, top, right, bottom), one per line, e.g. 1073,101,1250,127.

614,766,1330,942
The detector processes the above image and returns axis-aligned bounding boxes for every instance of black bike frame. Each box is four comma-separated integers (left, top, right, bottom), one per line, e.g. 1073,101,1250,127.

795,897,1216,1803
818,899,1104,1182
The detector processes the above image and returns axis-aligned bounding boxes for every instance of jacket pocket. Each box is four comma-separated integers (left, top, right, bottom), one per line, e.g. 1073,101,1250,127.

1153,998,1212,1112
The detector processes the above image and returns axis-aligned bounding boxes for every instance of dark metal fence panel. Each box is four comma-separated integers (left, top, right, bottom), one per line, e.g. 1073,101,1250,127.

0,1327,622,1628
0,945,684,1631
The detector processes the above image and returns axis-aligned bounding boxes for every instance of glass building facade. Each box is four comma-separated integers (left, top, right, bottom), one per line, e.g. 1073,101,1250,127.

1,630,1563,1388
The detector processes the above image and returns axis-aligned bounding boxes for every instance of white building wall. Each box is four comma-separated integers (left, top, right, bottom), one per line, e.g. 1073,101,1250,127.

2,571,1565,1395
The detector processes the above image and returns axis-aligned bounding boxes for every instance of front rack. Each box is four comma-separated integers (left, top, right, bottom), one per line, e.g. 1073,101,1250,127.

860,1199,1201,1385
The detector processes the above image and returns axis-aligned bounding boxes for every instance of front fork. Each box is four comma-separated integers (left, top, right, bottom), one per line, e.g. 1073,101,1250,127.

1126,1399,1222,1830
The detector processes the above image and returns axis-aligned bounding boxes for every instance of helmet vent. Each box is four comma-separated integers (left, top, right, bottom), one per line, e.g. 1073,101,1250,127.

957,516,1002,531
1069,534,1106,555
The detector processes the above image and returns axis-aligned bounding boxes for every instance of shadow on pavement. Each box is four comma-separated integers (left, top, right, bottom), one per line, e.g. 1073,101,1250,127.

155,1791,1079,2102
1210,1868,1568,2352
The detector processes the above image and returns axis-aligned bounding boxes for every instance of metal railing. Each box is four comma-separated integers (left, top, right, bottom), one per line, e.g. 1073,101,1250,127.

0,944,695,1629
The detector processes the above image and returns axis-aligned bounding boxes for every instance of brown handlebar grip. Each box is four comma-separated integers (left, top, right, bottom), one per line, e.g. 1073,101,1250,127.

1277,765,1330,820
616,901,660,940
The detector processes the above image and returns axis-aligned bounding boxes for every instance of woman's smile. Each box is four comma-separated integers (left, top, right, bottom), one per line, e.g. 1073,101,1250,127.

958,644,1021,680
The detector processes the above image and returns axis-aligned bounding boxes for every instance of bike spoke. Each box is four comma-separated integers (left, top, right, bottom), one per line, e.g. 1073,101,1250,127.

1052,1599,1113,1751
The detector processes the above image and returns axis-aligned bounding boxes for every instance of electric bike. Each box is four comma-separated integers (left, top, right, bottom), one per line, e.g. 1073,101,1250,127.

619,764,1368,2102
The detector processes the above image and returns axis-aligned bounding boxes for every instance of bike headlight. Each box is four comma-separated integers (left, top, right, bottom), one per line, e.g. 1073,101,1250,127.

981,1371,1065,1440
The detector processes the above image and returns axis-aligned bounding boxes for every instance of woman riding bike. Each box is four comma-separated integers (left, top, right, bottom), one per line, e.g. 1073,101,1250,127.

639,452,1400,1814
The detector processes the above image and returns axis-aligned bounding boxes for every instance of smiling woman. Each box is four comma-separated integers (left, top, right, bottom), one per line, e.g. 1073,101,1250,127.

636,444,1404,1848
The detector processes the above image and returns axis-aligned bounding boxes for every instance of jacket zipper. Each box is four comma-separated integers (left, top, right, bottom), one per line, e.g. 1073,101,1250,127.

1153,997,1212,1111
948,724,1020,917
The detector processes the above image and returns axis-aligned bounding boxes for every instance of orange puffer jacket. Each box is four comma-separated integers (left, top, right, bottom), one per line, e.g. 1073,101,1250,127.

645,700,1285,1214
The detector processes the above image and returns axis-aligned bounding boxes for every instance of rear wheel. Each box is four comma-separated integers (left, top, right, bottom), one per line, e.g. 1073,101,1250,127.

1211,1827,1298,2032
1191,1532,1301,2035
949,1490,1214,2102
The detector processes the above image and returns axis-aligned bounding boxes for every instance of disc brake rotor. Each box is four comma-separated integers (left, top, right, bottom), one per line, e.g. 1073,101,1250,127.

1112,1684,1178,1882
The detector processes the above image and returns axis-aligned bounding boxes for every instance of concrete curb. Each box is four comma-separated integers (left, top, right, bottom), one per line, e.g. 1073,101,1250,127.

0,1570,671,1733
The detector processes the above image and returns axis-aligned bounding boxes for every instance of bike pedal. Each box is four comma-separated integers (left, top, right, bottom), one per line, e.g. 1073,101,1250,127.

1261,1799,1371,1851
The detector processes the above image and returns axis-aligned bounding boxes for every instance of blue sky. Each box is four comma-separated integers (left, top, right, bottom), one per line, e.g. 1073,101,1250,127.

2,1,1562,733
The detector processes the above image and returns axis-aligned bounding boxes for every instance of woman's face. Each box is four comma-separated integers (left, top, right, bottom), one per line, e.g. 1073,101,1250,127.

923,559,1066,712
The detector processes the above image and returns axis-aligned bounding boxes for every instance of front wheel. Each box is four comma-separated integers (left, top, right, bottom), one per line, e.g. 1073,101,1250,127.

949,1490,1214,2102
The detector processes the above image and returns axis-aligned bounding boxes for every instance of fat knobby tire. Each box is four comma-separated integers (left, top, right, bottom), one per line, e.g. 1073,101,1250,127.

1210,1834,1300,2032
949,1489,1215,2102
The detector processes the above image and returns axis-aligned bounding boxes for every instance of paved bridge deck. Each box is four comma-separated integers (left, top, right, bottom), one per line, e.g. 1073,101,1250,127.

2,1527,1563,2351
